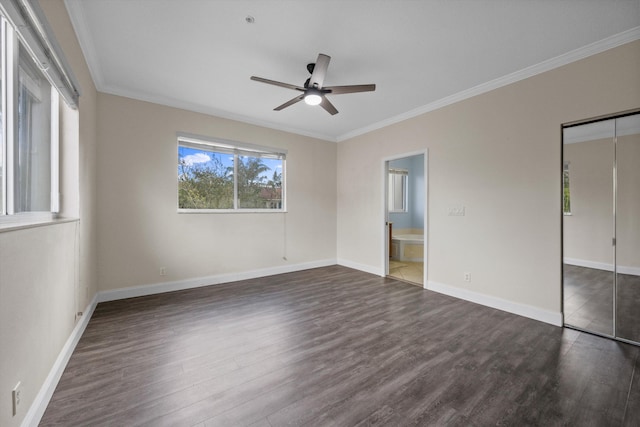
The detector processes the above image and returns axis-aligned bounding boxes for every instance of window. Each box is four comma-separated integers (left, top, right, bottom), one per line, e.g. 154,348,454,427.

563,161,571,215
0,16,59,221
388,168,408,213
178,134,285,212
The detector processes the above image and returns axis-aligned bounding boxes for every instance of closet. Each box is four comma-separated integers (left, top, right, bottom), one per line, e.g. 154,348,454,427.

562,111,640,344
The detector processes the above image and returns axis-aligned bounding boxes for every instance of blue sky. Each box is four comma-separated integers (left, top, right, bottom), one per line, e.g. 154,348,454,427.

178,146,282,180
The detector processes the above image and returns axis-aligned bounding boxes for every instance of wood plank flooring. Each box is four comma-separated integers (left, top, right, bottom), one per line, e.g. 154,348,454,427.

40,265,640,426
563,264,614,335
564,264,640,343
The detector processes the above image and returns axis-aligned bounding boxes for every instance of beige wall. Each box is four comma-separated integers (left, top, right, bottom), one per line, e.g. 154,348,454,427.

0,222,77,427
1,1,638,424
337,40,640,313
563,138,615,265
41,0,100,311
618,133,640,268
0,1,98,426
96,94,337,291
564,130,640,270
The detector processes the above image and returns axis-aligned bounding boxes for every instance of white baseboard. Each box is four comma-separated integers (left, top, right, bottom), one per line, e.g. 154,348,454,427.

22,295,98,427
337,258,384,277
337,259,562,326
98,259,337,302
426,280,563,327
23,259,338,426
23,258,563,427
564,257,640,276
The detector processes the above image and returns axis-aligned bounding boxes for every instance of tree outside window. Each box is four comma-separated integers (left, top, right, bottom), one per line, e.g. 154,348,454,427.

563,161,571,215
178,138,285,211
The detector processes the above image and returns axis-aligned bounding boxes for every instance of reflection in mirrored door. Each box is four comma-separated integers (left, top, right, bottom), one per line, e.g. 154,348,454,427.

615,113,640,343
563,111,640,345
563,119,615,336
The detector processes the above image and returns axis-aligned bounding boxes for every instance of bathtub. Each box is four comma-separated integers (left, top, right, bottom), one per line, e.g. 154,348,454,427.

391,234,424,262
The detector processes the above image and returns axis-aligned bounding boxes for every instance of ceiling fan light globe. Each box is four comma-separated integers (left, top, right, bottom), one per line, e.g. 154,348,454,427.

304,93,322,106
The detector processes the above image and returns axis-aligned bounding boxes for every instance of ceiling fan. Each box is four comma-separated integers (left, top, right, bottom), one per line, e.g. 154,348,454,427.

250,53,375,115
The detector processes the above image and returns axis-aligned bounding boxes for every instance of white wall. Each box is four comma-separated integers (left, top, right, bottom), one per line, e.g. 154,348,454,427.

96,94,337,292
337,40,640,318
0,1,98,426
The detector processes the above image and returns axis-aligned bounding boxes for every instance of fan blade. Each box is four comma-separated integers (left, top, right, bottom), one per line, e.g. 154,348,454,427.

274,94,304,111
308,54,330,88
251,76,304,91
320,96,338,115
324,84,376,94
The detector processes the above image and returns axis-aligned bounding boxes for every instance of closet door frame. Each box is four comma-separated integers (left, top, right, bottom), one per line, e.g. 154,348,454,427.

561,108,640,346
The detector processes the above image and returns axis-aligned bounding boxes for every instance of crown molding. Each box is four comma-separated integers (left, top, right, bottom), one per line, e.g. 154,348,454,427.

337,26,640,142
64,0,105,92
63,0,639,145
64,1,338,142
98,83,338,142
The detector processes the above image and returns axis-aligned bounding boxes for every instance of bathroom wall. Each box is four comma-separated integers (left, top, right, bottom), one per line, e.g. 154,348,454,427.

389,154,424,233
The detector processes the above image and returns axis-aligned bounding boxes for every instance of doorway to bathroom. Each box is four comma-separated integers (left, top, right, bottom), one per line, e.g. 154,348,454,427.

385,152,427,286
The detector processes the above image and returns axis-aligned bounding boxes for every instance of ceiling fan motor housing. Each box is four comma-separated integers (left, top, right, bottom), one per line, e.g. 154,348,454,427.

250,53,376,115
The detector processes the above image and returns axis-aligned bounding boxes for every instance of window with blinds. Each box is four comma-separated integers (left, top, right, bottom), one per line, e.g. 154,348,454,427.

0,0,79,225
0,15,60,221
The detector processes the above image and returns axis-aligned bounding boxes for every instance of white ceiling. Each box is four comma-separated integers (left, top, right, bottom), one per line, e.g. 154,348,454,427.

63,0,640,142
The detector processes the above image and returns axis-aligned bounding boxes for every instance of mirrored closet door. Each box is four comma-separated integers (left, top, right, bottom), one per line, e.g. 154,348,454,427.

615,114,640,343
562,111,640,344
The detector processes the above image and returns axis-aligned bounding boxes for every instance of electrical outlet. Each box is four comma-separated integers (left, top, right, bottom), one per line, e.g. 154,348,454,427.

464,272,471,282
160,267,167,276
12,381,21,416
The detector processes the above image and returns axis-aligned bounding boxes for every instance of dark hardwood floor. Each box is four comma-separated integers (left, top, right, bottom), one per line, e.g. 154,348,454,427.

563,264,614,335
617,272,640,343
564,264,640,343
41,265,640,426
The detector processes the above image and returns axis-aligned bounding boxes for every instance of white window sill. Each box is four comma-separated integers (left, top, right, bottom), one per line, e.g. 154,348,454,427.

0,214,78,233
178,209,287,214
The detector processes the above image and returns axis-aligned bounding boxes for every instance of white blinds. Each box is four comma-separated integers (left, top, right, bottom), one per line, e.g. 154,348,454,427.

178,133,287,160
0,0,80,108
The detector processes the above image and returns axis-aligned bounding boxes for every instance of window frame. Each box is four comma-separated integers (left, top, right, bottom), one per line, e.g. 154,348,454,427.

563,160,571,216
388,168,408,213
177,133,286,213
0,16,59,227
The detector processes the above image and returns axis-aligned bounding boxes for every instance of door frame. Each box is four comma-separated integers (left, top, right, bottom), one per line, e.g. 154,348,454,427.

382,149,428,287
